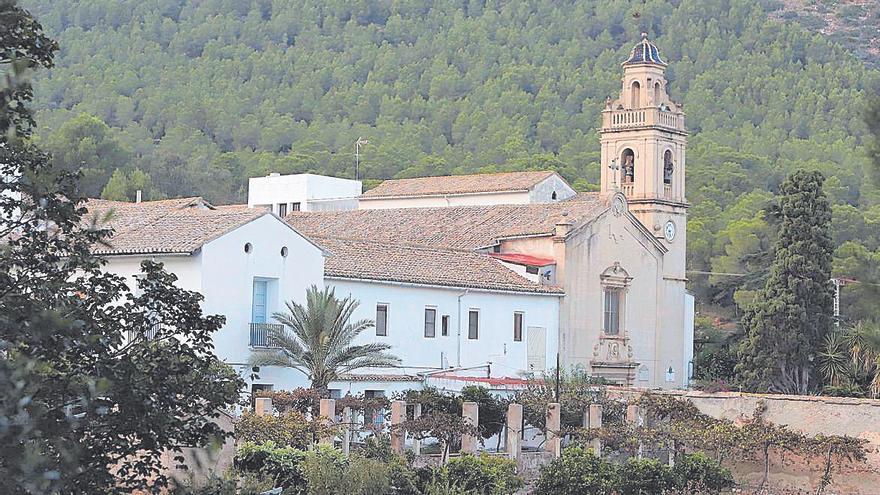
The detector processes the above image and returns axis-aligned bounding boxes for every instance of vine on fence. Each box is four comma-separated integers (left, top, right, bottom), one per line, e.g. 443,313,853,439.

567,393,868,493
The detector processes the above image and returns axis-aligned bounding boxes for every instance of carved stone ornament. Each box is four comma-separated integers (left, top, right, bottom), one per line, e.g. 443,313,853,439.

609,192,627,217
592,338,634,362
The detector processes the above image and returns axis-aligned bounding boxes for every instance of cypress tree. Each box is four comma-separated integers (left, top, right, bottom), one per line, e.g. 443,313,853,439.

736,170,834,394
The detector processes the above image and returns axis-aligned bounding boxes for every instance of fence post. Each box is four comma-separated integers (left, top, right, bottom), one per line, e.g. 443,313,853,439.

461,401,479,454
319,399,336,446
390,400,406,454
546,402,561,458
588,403,603,456
506,403,522,461
341,406,352,456
626,404,643,458
412,403,422,456
254,397,272,417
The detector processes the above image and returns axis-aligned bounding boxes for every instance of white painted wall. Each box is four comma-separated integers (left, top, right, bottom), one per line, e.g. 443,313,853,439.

102,213,327,393
529,175,577,203
327,279,561,377
248,173,362,213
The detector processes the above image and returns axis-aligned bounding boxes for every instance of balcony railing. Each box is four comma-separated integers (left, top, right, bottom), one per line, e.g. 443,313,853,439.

604,107,684,132
250,322,283,348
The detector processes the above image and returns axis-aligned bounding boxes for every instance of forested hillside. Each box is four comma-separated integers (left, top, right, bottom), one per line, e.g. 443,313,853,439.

20,0,880,322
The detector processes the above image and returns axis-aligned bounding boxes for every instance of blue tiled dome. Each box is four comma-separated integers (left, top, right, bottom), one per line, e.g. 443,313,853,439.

623,33,666,66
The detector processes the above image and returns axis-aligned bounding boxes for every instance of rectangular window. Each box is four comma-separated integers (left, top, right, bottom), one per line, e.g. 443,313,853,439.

251,383,273,394
604,289,621,335
252,280,268,324
424,308,436,338
364,390,385,426
513,312,524,342
291,202,301,211
468,310,479,340
441,315,450,337
376,304,388,336
277,203,288,217
526,266,539,275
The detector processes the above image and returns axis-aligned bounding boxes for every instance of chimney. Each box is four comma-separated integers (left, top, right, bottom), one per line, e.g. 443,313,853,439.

554,212,572,238
135,190,142,203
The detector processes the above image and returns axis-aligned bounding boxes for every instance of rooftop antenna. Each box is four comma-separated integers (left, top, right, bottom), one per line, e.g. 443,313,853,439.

355,137,369,181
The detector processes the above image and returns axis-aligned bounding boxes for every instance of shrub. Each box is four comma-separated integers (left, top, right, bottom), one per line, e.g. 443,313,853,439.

670,452,734,493
235,411,319,449
299,445,390,495
617,457,673,495
233,441,307,492
443,454,523,495
534,446,619,495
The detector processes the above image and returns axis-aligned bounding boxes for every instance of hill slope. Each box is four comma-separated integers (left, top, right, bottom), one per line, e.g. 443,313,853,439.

21,0,880,320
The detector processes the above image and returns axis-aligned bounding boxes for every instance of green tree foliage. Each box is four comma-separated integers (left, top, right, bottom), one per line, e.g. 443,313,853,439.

251,285,401,392
17,0,880,320
101,167,163,201
42,112,131,197
1,3,244,491
737,170,835,394
0,0,56,138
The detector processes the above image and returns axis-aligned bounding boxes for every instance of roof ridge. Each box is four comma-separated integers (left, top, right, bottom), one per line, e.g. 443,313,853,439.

312,235,485,255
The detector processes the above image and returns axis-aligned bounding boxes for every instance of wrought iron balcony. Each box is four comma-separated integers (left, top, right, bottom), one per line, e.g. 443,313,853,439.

249,322,283,348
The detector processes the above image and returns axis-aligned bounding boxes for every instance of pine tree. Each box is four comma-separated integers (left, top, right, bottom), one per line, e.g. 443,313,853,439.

736,170,834,394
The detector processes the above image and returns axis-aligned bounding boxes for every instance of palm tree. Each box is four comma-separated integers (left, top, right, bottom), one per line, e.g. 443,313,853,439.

818,321,880,398
250,285,401,393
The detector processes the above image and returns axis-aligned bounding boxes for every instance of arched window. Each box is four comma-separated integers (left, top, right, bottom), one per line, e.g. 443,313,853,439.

631,81,641,108
654,82,661,98
663,150,674,185
551,191,558,200
621,149,635,184
600,263,631,337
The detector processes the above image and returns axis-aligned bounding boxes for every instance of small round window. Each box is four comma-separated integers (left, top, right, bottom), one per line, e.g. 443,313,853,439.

244,242,252,253
280,246,289,257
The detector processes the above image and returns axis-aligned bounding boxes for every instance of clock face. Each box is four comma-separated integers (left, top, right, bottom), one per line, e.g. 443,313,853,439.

664,220,676,242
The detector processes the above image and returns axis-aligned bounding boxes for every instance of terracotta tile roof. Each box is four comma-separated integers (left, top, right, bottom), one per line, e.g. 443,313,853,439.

287,193,606,250
83,197,268,255
318,237,563,295
360,170,558,199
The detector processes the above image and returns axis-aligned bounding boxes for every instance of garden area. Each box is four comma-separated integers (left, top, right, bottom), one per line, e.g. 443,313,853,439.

170,371,872,495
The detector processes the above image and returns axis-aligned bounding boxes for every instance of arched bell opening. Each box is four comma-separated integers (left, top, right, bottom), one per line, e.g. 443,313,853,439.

621,148,635,184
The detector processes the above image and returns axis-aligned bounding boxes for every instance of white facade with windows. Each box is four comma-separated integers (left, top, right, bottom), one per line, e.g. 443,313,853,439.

247,173,362,214
87,198,327,393
328,279,561,377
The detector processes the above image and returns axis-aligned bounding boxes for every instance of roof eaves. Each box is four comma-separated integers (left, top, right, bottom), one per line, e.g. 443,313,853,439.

325,274,564,296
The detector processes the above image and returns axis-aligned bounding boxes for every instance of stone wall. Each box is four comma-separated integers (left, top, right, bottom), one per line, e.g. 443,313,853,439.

616,389,880,494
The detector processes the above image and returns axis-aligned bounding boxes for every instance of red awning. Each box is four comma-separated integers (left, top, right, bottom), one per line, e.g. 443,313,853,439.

489,252,555,267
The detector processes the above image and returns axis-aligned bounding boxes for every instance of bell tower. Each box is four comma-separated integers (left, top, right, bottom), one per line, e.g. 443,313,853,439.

600,33,688,280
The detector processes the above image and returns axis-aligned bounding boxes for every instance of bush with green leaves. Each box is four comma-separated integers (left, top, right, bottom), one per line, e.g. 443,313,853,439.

233,441,307,492
533,446,618,495
445,454,523,495
235,411,332,449
670,453,735,493
534,446,733,495
299,444,391,495
617,457,674,495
